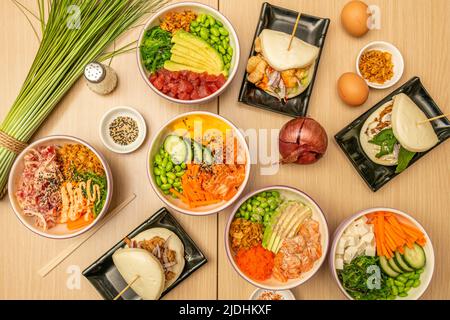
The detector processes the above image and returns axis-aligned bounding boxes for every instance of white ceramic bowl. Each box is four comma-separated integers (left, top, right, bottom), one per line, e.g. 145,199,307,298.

356,41,404,89
225,186,329,290
137,1,240,105
99,106,147,154
329,207,434,300
249,288,296,300
147,111,251,216
8,135,113,239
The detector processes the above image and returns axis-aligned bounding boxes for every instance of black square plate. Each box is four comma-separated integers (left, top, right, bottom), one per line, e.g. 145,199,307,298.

238,2,330,117
83,208,207,300
335,77,450,192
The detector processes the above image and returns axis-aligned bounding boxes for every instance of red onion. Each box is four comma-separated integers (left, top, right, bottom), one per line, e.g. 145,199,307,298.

279,117,328,164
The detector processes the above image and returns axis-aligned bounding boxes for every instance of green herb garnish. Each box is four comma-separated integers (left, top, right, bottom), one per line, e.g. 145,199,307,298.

140,26,173,73
395,147,416,173
368,128,416,173
369,128,397,158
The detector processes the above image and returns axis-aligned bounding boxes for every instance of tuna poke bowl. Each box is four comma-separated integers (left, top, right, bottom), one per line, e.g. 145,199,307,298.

8,135,113,239
147,111,250,215
225,186,329,290
330,207,434,300
137,2,240,104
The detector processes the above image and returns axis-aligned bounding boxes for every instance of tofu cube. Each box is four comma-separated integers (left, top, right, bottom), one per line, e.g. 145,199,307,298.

335,258,344,270
365,245,376,257
344,246,358,264
360,232,374,244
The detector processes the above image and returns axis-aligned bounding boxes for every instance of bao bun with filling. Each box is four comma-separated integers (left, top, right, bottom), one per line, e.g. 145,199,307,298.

246,29,319,101
360,93,439,167
112,228,185,300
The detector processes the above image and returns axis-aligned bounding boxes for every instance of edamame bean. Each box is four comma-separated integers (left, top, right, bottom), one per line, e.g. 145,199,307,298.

406,280,414,287
175,165,181,172
154,167,161,176
387,295,396,300
161,184,171,190
159,168,166,176
260,202,268,208
404,286,411,293
215,20,223,27
416,268,424,274
166,172,176,180
155,154,162,164
394,280,404,287
163,190,170,195
413,279,421,288
247,204,252,211
391,286,398,296
208,15,215,26
191,21,198,28
243,211,250,220
176,170,186,177
219,27,228,35
181,162,186,169
173,181,181,187
397,275,407,283
159,148,165,155
271,191,280,197
162,157,168,167
210,35,219,43
160,176,167,184
166,162,173,171
227,47,233,55
398,292,407,297
200,28,209,40
167,178,174,185
211,27,220,37
156,176,162,186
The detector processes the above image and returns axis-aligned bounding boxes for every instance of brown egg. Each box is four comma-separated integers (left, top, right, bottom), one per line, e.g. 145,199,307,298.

341,0,370,37
337,72,369,106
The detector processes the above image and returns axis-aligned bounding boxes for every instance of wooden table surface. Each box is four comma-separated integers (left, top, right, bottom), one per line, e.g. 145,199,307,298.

0,0,449,300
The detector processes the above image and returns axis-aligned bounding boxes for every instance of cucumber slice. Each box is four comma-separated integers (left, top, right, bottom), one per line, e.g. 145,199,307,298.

192,141,203,164
403,244,426,269
379,256,400,277
183,139,193,163
203,147,214,165
388,257,403,274
164,135,187,164
395,251,414,272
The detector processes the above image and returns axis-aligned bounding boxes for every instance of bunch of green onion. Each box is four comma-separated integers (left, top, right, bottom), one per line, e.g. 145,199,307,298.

0,0,167,196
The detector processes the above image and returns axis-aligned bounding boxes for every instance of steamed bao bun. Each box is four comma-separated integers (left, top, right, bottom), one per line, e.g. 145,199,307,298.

112,228,185,300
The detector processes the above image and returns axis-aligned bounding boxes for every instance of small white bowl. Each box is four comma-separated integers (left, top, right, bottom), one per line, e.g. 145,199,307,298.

356,41,404,89
225,186,329,291
329,207,434,300
8,135,113,239
147,111,251,216
137,1,240,105
249,288,296,300
99,106,147,154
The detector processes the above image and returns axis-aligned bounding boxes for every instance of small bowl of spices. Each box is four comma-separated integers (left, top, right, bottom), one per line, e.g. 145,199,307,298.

100,106,147,154
356,41,404,89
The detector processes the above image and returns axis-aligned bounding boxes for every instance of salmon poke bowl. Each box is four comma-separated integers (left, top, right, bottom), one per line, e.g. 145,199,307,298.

330,207,434,300
147,111,250,215
8,135,113,239
225,186,329,290
137,2,240,104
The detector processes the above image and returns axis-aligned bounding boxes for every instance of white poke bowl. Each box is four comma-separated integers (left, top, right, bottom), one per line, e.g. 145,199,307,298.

225,186,329,290
147,111,250,216
356,41,404,89
8,135,113,239
330,207,434,300
137,1,240,105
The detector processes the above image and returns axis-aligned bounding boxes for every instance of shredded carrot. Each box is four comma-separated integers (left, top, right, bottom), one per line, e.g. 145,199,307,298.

367,211,426,258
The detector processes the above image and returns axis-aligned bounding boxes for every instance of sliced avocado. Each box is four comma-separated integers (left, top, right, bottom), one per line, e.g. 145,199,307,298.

171,54,220,73
164,60,204,74
262,209,282,249
269,201,299,252
172,44,219,69
172,30,224,70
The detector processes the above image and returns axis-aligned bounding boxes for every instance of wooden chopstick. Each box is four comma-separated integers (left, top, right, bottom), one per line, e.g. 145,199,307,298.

417,113,449,125
113,275,140,300
37,193,136,278
287,12,301,51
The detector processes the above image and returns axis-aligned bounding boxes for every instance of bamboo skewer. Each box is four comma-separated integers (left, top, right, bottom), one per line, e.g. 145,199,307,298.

114,275,140,300
37,193,136,278
287,12,301,51
417,113,450,125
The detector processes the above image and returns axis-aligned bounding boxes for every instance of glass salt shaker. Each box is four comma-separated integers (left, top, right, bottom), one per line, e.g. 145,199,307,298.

84,62,118,95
